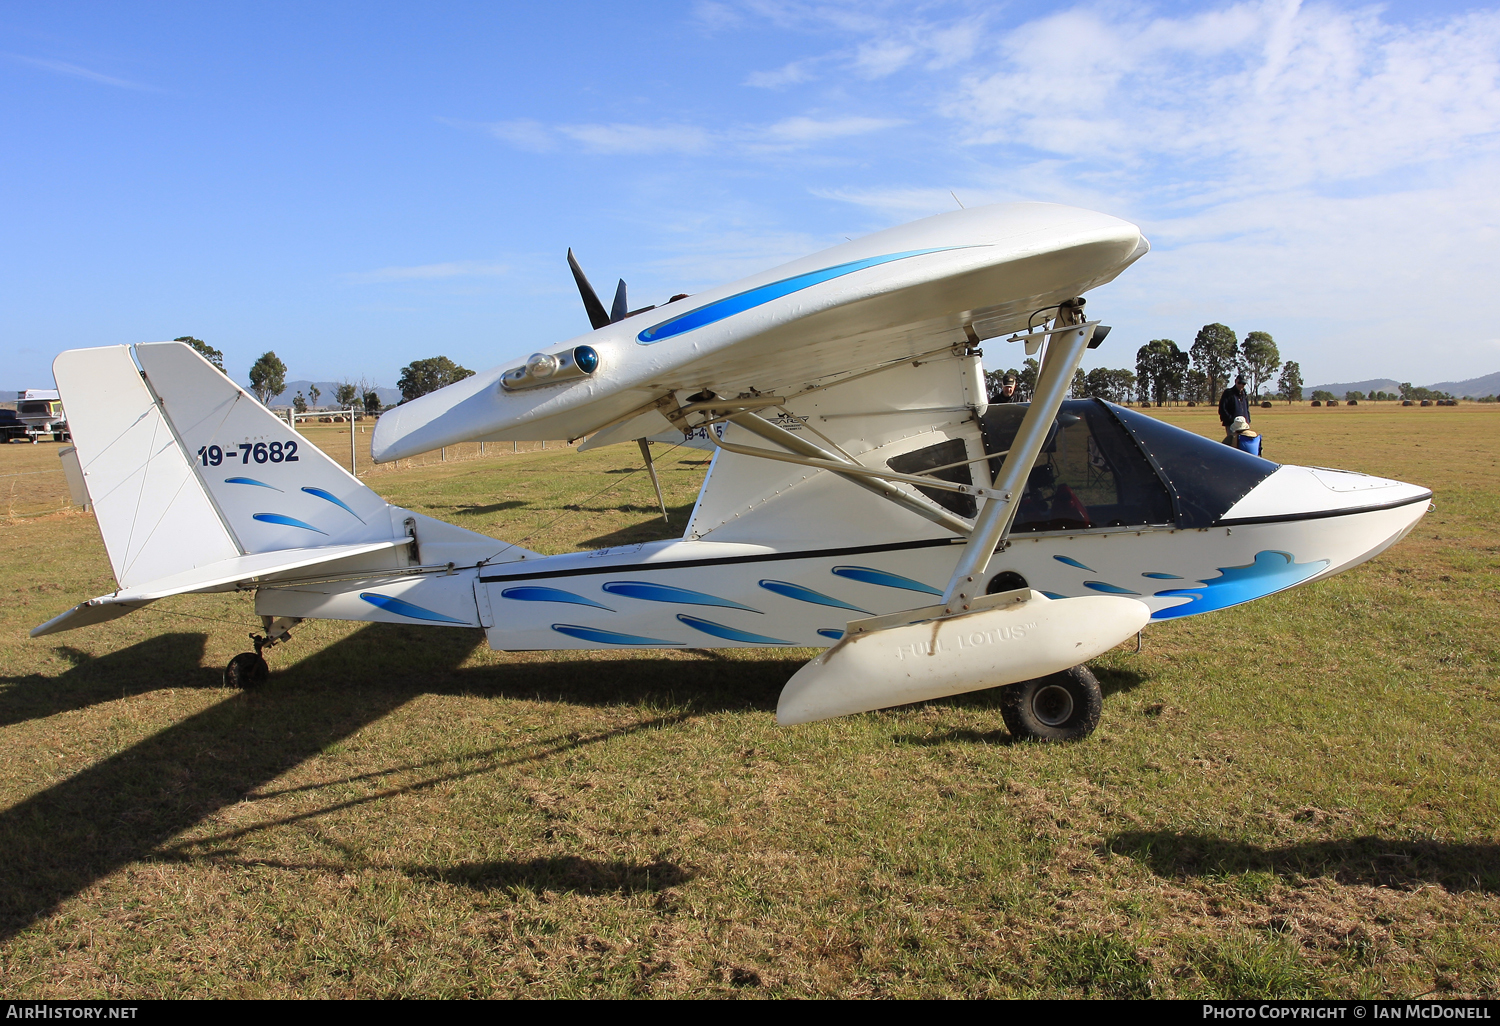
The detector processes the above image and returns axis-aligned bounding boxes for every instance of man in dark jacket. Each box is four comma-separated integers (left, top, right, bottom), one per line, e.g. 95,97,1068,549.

1219,373,1251,443
990,373,1022,403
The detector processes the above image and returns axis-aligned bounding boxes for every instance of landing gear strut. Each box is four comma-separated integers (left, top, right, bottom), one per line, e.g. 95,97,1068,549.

223,616,301,689
1000,664,1103,742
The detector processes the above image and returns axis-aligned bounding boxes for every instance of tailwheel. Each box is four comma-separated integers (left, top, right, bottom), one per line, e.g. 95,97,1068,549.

1000,664,1102,742
224,652,269,689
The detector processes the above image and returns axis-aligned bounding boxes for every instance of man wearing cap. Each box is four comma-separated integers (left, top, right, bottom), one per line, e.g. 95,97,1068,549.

990,373,1023,404
1218,373,1252,445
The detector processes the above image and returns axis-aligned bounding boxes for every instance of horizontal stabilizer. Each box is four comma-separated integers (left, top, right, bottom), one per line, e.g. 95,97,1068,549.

30,539,411,637
776,592,1149,725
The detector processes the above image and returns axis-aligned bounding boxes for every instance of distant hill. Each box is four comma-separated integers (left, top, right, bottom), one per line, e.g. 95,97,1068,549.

1301,378,1401,397
1302,372,1500,398
1427,371,1500,398
239,379,402,409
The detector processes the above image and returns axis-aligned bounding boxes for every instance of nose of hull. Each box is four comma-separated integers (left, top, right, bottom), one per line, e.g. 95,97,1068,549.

1218,465,1432,527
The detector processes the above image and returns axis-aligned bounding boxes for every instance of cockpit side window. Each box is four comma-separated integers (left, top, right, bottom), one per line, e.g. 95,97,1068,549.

887,437,976,518
979,400,1174,532
1104,401,1278,528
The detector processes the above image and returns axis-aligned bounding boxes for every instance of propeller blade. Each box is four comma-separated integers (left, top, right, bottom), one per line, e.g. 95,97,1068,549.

610,279,628,324
567,249,610,331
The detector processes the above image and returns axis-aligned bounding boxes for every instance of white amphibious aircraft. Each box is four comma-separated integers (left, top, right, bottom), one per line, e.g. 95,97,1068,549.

35,203,1431,740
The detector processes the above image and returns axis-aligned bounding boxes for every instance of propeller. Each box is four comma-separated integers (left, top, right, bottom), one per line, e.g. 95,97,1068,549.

568,250,659,330
567,248,610,330
611,279,629,324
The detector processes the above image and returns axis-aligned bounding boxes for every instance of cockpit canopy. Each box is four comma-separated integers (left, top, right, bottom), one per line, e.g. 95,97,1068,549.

888,399,1278,532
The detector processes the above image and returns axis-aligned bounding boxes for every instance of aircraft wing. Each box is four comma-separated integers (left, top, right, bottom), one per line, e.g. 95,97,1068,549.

372,202,1147,460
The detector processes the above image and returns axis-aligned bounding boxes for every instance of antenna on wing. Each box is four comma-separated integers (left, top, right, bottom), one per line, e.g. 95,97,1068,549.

567,249,611,330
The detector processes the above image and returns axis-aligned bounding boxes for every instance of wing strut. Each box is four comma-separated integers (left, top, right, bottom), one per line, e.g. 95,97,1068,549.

775,305,1152,726
637,438,669,523
938,307,1098,612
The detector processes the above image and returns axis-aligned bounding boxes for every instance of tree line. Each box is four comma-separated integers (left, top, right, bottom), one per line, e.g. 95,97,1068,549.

985,324,1306,407
175,337,475,414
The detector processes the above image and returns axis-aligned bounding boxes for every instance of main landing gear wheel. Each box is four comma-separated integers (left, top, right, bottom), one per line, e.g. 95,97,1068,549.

224,652,269,689
1000,664,1102,742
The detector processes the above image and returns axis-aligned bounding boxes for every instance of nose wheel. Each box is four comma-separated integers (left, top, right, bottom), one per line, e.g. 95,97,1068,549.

1000,664,1102,742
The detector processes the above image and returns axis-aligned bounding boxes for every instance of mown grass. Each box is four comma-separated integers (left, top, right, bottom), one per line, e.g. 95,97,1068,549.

0,403,1495,998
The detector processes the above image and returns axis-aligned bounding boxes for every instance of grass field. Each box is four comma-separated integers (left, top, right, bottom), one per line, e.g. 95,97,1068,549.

0,402,1496,998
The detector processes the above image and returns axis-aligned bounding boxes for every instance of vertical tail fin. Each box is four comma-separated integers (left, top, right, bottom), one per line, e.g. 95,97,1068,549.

54,341,402,591
132,341,397,554
54,345,242,590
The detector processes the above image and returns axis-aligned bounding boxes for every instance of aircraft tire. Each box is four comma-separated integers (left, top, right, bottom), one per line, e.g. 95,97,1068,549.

224,652,269,689
1000,665,1102,742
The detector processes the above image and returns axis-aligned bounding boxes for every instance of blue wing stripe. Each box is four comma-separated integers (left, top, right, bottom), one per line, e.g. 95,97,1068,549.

252,513,327,535
758,579,871,614
830,565,943,596
602,581,759,612
501,586,612,610
676,614,791,645
636,248,971,344
302,486,364,522
224,477,281,491
360,592,468,624
551,624,682,646
1083,581,1142,596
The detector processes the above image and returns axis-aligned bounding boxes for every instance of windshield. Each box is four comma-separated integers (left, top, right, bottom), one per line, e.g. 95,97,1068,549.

980,399,1175,532
1105,402,1277,527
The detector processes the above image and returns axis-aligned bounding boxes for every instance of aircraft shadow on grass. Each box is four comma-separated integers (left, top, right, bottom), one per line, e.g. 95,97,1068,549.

581,501,700,549
1104,830,1500,893
0,633,221,729
450,500,528,516
0,622,793,940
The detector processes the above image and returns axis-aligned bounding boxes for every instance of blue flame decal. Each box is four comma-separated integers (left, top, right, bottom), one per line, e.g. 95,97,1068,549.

360,592,468,624
1150,550,1331,620
816,628,845,641
551,624,681,646
1054,555,1095,571
758,579,871,614
1084,581,1142,596
501,586,612,610
1142,572,1183,579
302,486,363,522
676,615,791,645
602,581,759,612
252,513,327,534
636,248,972,344
830,566,943,596
225,477,281,491
1041,591,1068,600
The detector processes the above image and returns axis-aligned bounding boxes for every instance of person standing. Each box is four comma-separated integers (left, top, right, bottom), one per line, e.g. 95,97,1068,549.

990,373,1022,404
1219,373,1251,444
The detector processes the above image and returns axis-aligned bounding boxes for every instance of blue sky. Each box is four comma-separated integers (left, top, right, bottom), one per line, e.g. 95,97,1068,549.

4,0,1498,391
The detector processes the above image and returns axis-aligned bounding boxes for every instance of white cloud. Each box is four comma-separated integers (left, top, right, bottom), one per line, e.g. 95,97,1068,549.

730,1,1500,381
450,112,901,156
556,122,712,155
6,53,154,90
745,58,819,88
340,262,510,284
758,115,905,144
